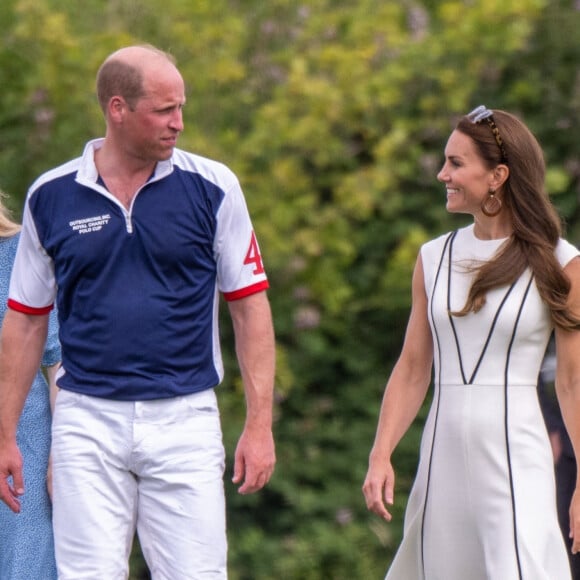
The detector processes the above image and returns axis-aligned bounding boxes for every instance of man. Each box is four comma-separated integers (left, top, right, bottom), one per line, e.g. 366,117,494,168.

0,44,276,579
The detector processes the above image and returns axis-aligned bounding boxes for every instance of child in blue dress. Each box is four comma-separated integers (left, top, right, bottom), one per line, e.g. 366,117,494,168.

0,191,61,579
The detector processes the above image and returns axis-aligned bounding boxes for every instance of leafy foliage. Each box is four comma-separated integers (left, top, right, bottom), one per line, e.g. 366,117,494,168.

2,0,579,578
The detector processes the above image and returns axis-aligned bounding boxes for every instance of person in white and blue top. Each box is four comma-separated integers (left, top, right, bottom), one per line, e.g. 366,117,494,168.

0,44,276,579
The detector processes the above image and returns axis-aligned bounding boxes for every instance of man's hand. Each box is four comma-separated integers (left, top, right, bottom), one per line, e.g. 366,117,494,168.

232,425,275,494
0,439,24,513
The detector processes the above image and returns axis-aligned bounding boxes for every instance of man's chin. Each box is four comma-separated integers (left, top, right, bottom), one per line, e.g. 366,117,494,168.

157,148,175,161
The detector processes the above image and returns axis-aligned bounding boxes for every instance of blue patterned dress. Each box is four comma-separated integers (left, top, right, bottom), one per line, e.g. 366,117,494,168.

0,233,61,579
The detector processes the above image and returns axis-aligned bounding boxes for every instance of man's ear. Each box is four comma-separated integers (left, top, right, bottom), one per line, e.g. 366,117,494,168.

107,96,126,124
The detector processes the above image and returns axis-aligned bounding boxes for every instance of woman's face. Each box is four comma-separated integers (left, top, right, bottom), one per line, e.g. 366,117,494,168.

437,129,496,216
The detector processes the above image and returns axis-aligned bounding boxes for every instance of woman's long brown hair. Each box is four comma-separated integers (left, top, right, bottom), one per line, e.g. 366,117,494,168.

453,109,579,330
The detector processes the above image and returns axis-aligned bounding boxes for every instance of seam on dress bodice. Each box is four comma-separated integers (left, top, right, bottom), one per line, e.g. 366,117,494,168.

445,231,519,385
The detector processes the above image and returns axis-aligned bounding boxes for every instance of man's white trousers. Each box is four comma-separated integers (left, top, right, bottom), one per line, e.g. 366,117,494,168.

52,388,227,579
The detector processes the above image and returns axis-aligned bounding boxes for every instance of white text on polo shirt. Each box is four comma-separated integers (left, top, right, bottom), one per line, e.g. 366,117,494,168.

69,214,111,235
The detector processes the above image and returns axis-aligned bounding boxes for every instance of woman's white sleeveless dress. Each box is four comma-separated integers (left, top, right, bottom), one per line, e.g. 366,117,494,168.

385,224,578,580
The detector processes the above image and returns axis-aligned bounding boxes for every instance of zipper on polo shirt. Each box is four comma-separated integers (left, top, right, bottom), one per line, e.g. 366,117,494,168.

124,211,133,233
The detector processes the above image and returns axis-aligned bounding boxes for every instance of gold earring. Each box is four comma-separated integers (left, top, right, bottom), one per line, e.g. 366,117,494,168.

481,189,502,217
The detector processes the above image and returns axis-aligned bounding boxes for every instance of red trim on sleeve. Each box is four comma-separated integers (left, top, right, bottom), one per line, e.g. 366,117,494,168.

7,299,54,315
223,280,269,302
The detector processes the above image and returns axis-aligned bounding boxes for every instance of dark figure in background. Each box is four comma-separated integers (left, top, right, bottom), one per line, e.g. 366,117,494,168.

539,338,580,579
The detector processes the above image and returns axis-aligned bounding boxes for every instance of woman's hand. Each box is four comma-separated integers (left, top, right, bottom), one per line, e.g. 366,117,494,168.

362,457,395,521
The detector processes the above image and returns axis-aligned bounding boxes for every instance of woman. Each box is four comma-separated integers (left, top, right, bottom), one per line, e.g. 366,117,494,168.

363,106,580,579
0,191,61,579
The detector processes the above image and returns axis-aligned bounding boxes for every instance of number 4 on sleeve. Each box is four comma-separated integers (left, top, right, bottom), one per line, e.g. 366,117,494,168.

243,231,265,275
